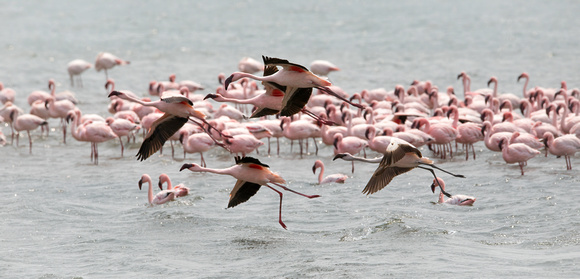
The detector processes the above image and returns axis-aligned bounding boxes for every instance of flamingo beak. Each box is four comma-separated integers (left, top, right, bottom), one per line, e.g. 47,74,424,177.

108,91,121,98
312,165,316,174
138,179,144,190
332,154,345,161
430,182,437,193
158,181,163,190
224,75,234,90
180,163,193,171
204,94,218,100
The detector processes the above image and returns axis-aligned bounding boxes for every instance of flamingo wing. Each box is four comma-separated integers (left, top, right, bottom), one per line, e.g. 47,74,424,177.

362,165,414,195
137,114,188,161
279,87,313,116
262,55,309,72
161,91,193,105
228,179,262,208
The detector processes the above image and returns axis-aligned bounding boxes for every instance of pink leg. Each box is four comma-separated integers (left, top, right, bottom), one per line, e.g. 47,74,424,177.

265,185,286,230
271,182,320,199
27,131,32,154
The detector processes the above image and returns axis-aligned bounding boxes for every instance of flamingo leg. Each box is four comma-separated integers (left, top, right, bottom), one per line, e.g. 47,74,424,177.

265,185,286,230
417,166,453,198
271,182,321,199
119,137,124,157
27,131,32,154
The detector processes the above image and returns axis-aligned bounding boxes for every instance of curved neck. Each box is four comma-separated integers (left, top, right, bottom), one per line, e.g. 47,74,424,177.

316,166,324,184
147,181,154,205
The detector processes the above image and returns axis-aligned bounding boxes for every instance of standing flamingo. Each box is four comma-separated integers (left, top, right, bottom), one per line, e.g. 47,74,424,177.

82,121,118,165
431,177,476,206
180,130,215,167
312,160,348,184
67,59,92,87
333,133,368,173
108,90,229,160
138,174,176,206
105,117,140,156
10,109,48,154
45,96,76,143
180,156,320,229
95,52,130,79
309,60,340,76
238,57,264,73
498,138,540,175
542,132,580,170
158,173,189,198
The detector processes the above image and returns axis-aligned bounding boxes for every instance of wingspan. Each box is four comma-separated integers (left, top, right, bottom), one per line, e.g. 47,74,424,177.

228,180,262,208
136,114,188,161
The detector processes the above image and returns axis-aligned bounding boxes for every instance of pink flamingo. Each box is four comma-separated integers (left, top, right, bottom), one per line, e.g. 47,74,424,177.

105,117,140,156
224,56,362,114
447,105,483,160
45,96,76,143
10,109,48,154
180,156,320,229
333,133,368,173
0,82,15,104
498,138,540,175
542,132,580,170
138,174,176,206
108,90,229,160
431,178,476,206
223,134,264,157
238,57,264,74
82,121,118,165
509,131,543,150
487,76,521,109
95,52,130,79
158,173,189,198
365,126,393,154
67,59,92,87
412,118,457,159
180,130,215,166
309,60,340,76
481,121,512,152
312,160,348,184
280,117,320,158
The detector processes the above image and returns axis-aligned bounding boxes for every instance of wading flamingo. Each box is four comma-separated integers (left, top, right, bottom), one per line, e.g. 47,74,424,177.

312,160,348,184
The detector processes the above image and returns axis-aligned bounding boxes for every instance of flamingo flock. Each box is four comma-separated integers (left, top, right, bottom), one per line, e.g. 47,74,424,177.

2,54,580,228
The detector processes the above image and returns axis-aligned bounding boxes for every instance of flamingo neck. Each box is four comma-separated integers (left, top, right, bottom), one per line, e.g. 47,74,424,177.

317,166,324,184
438,192,445,203
147,181,154,205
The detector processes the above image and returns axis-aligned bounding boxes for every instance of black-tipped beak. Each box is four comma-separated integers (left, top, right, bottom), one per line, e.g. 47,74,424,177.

108,91,121,98
430,182,437,193
312,165,316,174
158,181,163,190
138,180,144,190
487,79,492,87
180,163,193,171
204,94,218,100
224,75,234,90
332,154,345,161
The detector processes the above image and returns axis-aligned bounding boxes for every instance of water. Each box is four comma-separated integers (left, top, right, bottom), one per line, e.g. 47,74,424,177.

1,0,580,278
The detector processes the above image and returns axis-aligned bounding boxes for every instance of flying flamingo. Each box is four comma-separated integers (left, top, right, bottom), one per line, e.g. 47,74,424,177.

224,55,363,116
498,138,540,175
542,132,580,170
334,138,464,196
158,173,189,198
180,156,320,229
10,109,48,154
95,52,130,79
431,177,476,206
67,59,92,87
312,160,348,184
138,174,176,206
108,90,230,160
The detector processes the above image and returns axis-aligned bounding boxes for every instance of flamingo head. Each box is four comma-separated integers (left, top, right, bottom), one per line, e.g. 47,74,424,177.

108,91,123,98
223,73,241,90
430,177,445,193
203,93,219,100
517,72,529,82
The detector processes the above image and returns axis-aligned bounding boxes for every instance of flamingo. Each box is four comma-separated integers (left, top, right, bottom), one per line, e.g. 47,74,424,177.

105,117,140,156
158,173,189,198
280,117,320,158
67,59,92,87
542,132,580,170
223,133,264,157
498,138,540,175
138,174,176,206
108,90,229,160
95,52,130,79
365,126,393,154
312,160,348,184
45,96,76,143
238,57,264,73
180,156,320,229
82,121,118,165
412,118,457,159
334,138,464,196
431,178,476,206
180,130,215,167
224,56,363,116
309,60,340,76
0,82,15,104
447,105,483,160
333,133,368,173
10,109,48,154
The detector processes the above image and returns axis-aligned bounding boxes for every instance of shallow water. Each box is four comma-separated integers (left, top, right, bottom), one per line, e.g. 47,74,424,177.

1,0,580,278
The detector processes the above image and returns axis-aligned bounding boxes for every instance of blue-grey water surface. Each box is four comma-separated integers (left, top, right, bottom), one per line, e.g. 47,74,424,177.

1,0,579,278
